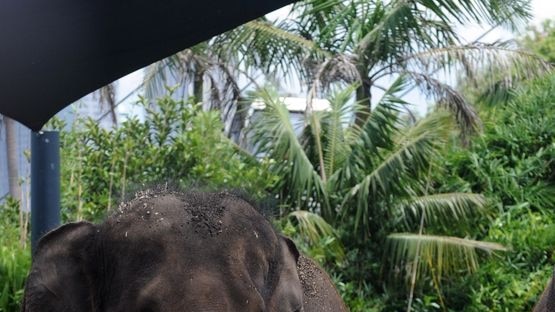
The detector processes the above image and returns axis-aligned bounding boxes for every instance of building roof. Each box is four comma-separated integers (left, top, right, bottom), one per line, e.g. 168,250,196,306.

252,97,331,112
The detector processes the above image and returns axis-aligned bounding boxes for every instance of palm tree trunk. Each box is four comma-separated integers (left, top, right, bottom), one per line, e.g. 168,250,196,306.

96,84,118,126
193,71,204,102
354,80,372,127
4,116,21,202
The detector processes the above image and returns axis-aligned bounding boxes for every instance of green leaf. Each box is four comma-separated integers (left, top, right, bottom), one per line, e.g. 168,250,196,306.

396,193,486,227
387,233,507,280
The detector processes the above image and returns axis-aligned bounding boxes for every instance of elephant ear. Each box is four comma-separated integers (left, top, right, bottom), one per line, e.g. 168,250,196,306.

279,235,300,263
23,222,97,312
268,236,303,312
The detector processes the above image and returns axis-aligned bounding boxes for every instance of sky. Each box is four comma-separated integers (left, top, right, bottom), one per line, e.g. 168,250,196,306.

113,0,555,118
457,0,555,42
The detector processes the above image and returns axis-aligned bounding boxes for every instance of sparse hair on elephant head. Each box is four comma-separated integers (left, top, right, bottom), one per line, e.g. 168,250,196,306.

22,190,347,312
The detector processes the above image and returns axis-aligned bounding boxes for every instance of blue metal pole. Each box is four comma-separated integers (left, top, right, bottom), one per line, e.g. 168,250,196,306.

31,131,60,254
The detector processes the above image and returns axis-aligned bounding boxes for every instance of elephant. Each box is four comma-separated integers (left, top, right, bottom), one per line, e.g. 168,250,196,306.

534,270,555,312
22,189,348,312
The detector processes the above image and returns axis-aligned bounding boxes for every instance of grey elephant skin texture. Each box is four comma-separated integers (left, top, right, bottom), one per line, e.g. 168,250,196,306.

21,190,348,312
534,269,555,312
297,255,348,312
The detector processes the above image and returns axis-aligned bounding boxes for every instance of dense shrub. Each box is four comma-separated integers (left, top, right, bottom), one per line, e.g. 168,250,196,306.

0,199,30,312
54,94,276,222
0,94,276,311
434,74,555,311
2,73,555,311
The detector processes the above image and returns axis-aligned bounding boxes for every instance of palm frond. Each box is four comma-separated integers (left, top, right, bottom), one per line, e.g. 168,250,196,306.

289,210,345,262
405,43,552,84
327,78,408,190
319,85,357,178
407,71,479,140
411,0,531,31
387,233,507,280
396,193,486,228
250,89,329,215
288,210,345,262
143,46,219,101
294,0,373,52
356,0,441,59
328,101,399,194
143,55,185,100
341,113,452,232
289,210,335,241
311,53,360,93
245,20,326,56
215,19,329,83
294,0,533,97
302,107,327,182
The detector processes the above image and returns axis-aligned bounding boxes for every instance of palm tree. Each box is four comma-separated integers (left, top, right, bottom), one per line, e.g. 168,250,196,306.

249,85,505,308
95,84,118,125
218,0,549,138
135,0,550,147
141,43,245,139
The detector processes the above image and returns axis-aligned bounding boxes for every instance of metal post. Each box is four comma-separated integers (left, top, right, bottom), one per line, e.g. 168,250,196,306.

31,131,60,253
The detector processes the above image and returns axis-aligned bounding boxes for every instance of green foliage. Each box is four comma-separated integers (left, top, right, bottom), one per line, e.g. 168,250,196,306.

0,200,30,312
466,204,555,311
219,0,545,138
55,93,276,222
521,19,555,64
0,92,278,312
445,75,555,211
432,74,555,311
336,279,387,312
4,73,552,312
250,85,500,311
281,210,345,265
251,73,555,311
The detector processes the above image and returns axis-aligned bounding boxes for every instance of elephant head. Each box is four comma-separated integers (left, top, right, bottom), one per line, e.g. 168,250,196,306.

22,190,304,312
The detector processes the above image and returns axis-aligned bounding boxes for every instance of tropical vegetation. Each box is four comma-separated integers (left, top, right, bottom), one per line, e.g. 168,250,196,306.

2,1,555,311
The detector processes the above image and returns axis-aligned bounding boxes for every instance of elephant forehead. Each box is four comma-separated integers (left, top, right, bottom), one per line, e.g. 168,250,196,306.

134,265,265,311
160,232,272,281
109,192,275,237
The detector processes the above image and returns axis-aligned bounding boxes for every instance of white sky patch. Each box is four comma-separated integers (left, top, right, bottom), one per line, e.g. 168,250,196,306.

266,4,294,21
532,0,555,25
114,69,145,120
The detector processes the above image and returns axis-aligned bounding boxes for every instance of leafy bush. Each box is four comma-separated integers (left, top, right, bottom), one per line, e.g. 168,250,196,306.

0,199,30,312
0,93,277,312
434,74,555,311
54,94,276,222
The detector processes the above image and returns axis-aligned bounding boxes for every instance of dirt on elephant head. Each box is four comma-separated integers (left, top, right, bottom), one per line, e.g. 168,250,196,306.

181,192,226,238
297,255,349,312
297,255,321,299
108,186,275,242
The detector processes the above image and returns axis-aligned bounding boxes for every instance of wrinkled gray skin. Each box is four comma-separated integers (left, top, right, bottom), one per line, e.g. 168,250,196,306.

534,269,555,312
22,191,305,312
297,255,348,312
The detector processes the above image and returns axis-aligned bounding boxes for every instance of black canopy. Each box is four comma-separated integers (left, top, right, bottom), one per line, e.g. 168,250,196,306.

0,0,294,131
